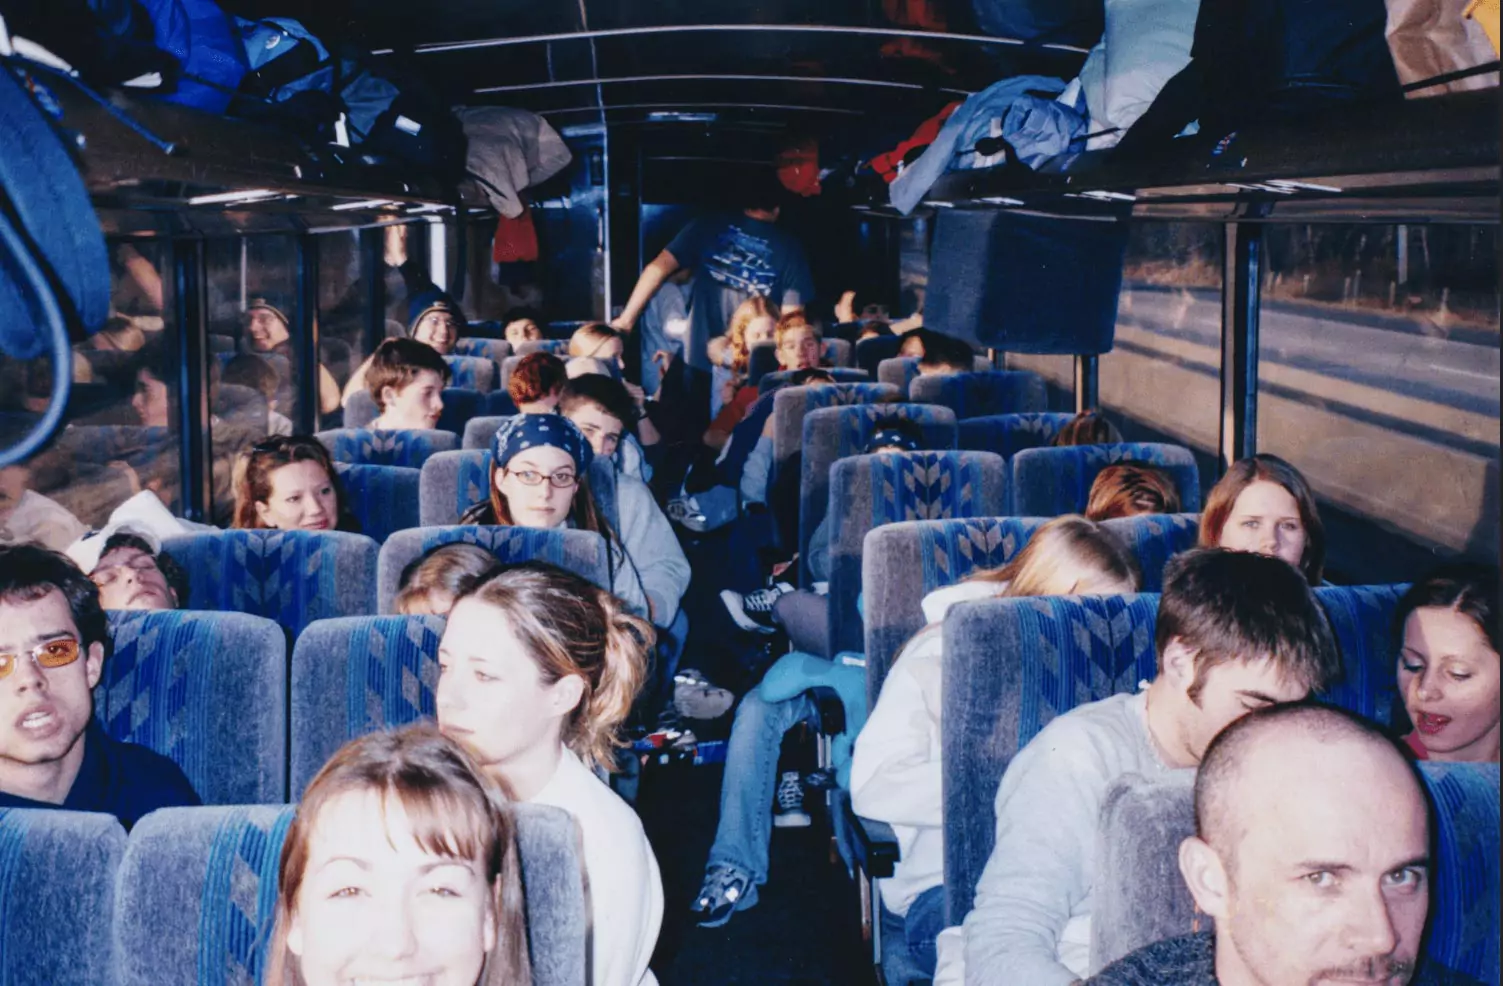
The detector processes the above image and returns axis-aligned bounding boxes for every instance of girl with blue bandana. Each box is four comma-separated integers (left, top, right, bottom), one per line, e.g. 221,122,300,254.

462,414,690,628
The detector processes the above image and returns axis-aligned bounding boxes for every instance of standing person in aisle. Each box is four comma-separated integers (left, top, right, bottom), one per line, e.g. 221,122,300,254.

611,172,814,430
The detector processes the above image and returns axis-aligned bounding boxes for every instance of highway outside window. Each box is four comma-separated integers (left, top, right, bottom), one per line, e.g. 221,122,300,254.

1096,222,1224,497
1255,223,1500,581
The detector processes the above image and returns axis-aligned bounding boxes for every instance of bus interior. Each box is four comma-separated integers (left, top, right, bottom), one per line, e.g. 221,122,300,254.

0,1,1497,984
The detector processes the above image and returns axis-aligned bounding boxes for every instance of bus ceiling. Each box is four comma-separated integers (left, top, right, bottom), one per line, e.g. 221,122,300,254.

41,0,1500,226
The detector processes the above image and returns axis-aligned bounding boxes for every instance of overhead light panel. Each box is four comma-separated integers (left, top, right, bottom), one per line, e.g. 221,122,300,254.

186,189,280,206
646,111,718,123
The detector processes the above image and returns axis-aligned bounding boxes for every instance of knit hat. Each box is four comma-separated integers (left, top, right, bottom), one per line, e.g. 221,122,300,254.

408,288,463,335
245,296,291,329
490,413,593,474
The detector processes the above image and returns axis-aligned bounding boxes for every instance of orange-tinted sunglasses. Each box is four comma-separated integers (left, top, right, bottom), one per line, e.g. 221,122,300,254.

0,638,82,679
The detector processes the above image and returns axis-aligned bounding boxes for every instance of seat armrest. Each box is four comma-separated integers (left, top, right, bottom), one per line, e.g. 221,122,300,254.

849,796,901,879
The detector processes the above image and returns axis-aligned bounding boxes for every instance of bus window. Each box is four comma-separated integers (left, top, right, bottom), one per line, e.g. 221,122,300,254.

1255,223,1501,581
206,235,300,525
318,230,367,427
0,240,181,546
1098,222,1225,493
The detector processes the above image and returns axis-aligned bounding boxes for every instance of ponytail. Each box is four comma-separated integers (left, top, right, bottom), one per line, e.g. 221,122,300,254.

461,563,655,772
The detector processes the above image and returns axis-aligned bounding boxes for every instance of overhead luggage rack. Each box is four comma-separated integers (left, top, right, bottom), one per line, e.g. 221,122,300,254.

922,88,1500,222
29,69,459,234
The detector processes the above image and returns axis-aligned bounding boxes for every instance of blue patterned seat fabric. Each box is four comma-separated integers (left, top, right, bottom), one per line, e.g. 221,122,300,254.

859,514,1198,709
759,366,871,394
514,338,571,357
771,382,902,477
877,356,920,393
0,808,126,986
1091,763,1499,985
375,525,611,613
333,463,420,544
113,803,589,986
942,592,1164,925
100,610,288,804
436,386,485,436
828,450,1007,656
159,530,378,638
290,615,445,795
486,389,520,417
453,336,512,363
463,414,512,451
1011,442,1202,516
958,412,1077,459
800,402,959,586
443,354,497,393
1311,583,1409,724
909,370,1047,420
316,427,458,469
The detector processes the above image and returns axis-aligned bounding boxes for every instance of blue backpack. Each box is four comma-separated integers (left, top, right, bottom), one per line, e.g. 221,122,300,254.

139,0,248,113
232,17,465,178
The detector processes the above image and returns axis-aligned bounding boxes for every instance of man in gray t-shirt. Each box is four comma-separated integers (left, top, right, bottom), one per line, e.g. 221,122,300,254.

1087,705,1484,986
952,549,1342,986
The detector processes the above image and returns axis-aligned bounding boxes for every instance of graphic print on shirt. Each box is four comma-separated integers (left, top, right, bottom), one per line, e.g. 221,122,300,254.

704,225,781,297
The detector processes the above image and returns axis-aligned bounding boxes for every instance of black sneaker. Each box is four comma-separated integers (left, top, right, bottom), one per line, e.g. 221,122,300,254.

773,770,811,828
692,865,756,928
720,582,793,634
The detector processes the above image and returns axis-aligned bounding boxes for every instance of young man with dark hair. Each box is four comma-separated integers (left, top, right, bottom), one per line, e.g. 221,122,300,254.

942,548,1341,985
1088,704,1481,985
83,532,187,611
559,373,656,481
0,544,199,827
366,337,451,432
918,332,975,376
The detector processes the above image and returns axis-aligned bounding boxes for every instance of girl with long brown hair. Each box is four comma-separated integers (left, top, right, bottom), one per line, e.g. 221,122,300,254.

437,562,663,986
1198,453,1325,583
263,722,531,986
230,436,359,533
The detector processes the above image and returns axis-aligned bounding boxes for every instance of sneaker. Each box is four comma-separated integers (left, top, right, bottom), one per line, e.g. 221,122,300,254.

674,669,735,721
773,770,811,828
692,865,755,928
720,582,793,634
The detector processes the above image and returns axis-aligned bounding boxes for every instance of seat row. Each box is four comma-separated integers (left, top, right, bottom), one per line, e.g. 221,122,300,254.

905,586,1500,983
0,801,586,986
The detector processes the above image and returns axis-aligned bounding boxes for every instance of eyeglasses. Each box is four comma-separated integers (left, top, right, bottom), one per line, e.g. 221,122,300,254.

0,638,82,680
505,468,578,489
91,553,162,585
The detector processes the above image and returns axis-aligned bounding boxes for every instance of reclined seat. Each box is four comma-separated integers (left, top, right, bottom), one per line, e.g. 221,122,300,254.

159,529,378,638
102,610,288,804
909,369,1048,420
957,411,1077,460
1011,442,1202,516
315,427,458,469
376,526,611,612
332,462,421,543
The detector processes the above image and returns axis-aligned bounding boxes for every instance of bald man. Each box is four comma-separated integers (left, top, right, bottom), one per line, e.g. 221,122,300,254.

1086,704,1483,985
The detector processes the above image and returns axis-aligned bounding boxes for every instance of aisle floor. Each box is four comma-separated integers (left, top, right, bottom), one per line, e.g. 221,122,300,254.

636,758,874,985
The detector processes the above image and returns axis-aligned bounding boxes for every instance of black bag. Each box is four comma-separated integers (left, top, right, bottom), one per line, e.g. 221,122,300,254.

1116,0,1403,154
924,208,1130,356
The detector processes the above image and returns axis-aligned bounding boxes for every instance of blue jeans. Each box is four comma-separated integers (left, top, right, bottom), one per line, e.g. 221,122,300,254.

705,689,819,901
904,884,946,977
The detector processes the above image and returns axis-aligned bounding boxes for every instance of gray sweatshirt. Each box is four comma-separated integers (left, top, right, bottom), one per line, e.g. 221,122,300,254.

962,690,1185,986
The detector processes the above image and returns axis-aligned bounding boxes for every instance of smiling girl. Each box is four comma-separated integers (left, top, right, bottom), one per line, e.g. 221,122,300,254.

264,723,530,986
231,436,359,533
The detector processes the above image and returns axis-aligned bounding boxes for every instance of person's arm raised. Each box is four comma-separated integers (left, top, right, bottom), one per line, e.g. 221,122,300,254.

610,249,680,334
